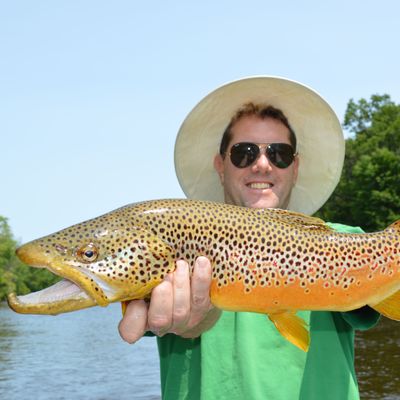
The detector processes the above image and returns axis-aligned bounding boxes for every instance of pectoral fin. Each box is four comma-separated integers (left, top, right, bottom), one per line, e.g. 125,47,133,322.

268,311,310,352
370,290,400,321
121,301,129,316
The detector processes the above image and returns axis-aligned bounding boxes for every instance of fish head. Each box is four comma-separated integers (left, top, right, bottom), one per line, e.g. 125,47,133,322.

8,212,175,315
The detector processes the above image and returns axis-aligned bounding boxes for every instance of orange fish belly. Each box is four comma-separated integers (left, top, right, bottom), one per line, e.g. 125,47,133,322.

210,260,400,314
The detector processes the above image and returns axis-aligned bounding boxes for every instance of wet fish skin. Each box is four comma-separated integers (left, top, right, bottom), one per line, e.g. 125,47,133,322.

7,199,400,351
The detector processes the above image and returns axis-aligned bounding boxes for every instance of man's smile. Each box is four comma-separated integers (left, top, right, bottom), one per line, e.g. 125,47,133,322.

246,182,273,190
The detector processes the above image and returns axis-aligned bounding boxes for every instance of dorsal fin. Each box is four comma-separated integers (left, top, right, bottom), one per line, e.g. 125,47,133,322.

386,219,400,233
257,208,333,232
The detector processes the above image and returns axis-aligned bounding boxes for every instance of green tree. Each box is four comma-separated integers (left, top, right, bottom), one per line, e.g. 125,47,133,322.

318,94,400,232
0,216,59,301
0,216,21,298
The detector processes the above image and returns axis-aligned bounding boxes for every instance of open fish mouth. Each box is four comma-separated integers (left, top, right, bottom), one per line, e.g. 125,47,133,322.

7,242,110,315
7,278,97,315
13,279,87,303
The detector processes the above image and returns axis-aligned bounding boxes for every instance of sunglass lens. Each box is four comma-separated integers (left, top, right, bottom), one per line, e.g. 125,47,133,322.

230,143,259,168
267,143,294,168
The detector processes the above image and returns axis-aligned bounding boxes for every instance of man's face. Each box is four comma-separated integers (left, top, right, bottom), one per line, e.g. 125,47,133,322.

214,115,299,209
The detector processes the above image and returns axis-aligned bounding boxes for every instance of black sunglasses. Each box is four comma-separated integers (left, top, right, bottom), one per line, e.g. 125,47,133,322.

228,142,297,169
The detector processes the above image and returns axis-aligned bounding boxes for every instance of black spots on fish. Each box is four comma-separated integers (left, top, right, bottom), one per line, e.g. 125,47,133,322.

148,263,161,272
67,200,399,296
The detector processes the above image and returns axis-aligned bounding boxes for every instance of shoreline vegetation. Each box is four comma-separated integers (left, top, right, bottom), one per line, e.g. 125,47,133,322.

1,94,399,301
0,215,60,300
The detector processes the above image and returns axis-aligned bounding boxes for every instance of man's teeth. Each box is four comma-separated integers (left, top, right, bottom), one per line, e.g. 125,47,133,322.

248,183,272,189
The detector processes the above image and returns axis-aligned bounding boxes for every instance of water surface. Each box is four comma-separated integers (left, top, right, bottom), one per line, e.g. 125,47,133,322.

1,303,399,399
0,303,161,400
355,317,400,399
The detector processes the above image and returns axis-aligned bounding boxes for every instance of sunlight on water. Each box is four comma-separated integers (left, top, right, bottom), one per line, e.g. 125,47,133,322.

0,303,161,400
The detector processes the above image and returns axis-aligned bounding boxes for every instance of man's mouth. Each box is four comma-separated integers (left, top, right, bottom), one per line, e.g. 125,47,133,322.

247,182,273,190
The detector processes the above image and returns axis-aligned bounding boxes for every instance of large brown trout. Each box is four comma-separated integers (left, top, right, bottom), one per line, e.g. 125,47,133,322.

8,199,400,351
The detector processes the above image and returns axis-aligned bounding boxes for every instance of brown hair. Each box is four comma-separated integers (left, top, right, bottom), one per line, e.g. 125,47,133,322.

219,103,297,156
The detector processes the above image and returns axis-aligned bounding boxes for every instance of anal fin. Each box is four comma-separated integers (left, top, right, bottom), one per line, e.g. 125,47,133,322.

268,311,310,352
370,290,400,321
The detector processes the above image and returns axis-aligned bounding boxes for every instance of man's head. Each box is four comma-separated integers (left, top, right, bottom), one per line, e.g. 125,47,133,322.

213,103,299,209
174,76,345,215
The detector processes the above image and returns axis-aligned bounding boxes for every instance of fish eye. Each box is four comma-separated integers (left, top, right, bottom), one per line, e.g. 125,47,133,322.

77,244,99,263
84,250,94,258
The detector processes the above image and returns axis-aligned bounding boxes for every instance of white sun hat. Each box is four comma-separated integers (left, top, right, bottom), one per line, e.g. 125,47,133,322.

174,76,344,215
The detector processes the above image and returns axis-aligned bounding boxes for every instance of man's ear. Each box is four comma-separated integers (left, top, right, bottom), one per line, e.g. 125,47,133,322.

213,154,225,184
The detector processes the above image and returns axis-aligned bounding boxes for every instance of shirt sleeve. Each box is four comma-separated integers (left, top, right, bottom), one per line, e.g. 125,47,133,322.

340,305,380,330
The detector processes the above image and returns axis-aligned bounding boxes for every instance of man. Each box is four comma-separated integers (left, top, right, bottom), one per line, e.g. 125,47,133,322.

119,76,380,399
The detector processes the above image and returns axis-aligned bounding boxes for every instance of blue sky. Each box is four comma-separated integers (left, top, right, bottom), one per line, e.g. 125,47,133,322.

1,0,400,242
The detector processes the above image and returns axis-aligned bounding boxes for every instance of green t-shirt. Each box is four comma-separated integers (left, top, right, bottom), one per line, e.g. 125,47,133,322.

156,223,380,400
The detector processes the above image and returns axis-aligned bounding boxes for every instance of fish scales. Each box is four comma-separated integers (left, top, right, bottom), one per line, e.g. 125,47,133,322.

7,199,400,351
133,200,400,312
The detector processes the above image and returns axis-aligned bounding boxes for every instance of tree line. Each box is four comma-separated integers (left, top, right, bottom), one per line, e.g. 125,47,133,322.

1,94,399,300
0,216,59,300
317,94,400,230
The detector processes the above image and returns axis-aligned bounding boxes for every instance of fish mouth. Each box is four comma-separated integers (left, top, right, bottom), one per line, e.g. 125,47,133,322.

7,242,111,315
7,279,97,315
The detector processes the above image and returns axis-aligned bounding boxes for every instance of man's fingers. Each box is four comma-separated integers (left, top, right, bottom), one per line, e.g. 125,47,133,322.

118,257,216,342
187,256,213,327
147,275,174,335
170,260,191,331
118,300,148,344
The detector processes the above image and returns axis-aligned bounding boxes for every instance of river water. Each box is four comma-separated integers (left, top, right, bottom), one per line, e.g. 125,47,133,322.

355,317,400,399
0,303,161,400
0,303,399,399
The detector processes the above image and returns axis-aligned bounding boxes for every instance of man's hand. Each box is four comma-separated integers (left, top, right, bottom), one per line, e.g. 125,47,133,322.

118,256,221,343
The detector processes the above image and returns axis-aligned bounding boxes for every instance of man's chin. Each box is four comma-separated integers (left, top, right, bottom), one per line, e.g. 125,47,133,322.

225,191,286,209
243,197,280,210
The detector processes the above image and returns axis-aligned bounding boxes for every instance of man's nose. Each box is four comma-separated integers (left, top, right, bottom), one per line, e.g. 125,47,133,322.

251,151,272,173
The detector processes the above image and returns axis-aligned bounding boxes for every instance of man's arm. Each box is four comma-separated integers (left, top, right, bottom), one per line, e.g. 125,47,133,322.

118,256,221,343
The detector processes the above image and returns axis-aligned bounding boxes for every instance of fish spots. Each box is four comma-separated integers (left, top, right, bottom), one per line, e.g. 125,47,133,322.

21,199,400,309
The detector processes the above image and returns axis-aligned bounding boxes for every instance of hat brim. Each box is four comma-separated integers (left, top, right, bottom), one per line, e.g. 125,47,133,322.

174,76,344,215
